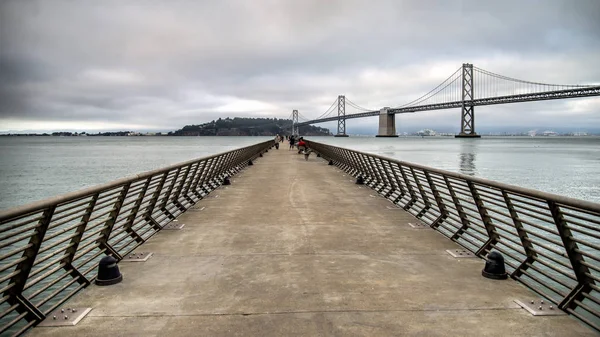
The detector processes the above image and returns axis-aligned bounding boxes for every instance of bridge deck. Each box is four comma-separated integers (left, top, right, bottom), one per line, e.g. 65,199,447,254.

29,146,594,336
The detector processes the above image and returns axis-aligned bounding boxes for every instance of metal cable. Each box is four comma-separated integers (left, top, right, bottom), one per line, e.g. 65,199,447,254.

314,99,339,120
473,66,592,88
394,66,462,108
345,98,373,111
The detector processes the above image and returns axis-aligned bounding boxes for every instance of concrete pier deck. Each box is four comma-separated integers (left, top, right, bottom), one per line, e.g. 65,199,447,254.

29,146,595,336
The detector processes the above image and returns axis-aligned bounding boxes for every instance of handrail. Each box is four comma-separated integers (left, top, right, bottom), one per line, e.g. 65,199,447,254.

0,140,274,336
306,139,600,331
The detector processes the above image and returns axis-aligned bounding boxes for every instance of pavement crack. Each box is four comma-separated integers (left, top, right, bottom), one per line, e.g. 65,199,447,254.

91,307,523,319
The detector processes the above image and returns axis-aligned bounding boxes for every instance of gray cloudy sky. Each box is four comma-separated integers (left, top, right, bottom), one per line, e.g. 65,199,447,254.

1,0,599,133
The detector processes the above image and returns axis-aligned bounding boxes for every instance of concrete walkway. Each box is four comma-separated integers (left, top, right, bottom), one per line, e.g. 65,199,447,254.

29,145,595,336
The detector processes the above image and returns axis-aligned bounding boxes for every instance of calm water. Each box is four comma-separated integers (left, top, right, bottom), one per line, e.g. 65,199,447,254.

1,136,599,210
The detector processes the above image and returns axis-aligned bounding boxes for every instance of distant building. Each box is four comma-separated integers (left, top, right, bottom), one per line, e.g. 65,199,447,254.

417,129,437,136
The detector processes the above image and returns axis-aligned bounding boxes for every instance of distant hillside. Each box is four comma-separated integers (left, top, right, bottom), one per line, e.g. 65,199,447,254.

170,117,332,136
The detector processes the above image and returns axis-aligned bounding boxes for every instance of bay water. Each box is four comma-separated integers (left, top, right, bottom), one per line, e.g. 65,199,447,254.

1,135,599,211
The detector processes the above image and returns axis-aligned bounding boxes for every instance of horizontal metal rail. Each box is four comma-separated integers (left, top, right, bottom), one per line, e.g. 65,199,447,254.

306,140,600,331
296,86,600,126
0,140,274,336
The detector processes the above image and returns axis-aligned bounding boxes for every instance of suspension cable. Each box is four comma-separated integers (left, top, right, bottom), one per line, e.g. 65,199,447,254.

345,98,373,111
473,66,593,88
393,66,462,108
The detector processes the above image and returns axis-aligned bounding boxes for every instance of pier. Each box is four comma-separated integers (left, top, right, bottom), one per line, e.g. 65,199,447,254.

20,142,596,336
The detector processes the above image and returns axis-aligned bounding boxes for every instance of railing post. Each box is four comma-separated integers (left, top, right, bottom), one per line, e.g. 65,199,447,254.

144,172,168,230
389,162,407,203
158,168,180,219
216,152,235,179
199,158,218,195
336,148,350,172
502,190,537,278
444,176,470,241
409,167,432,218
344,149,357,174
360,154,377,186
6,206,56,322
329,147,340,164
171,164,193,210
398,165,418,210
207,156,224,188
180,162,201,202
219,151,237,177
122,178,152,244
548,201,594,310
237,146,250,170
61,193,99,286
202,158,220,192
424,171,447,228
368,156,385,189
338,148,350,169
374,158,391,193
343,150,358,177
381,160,396,198
467,181,498,256
96,184,130,259
345,150,360,176
190,160,209,198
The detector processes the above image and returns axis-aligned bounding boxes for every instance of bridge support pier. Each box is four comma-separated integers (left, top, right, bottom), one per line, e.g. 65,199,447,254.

334,95,349,137
376,107,398,137
456,63,480,138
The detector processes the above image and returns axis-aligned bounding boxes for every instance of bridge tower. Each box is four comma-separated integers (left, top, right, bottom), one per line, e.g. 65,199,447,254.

292,109,299,136
456,63,481,138
334,95,349,137
375,107,398,137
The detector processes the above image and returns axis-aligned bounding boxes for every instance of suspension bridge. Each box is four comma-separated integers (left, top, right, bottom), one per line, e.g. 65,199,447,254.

290,63,600,137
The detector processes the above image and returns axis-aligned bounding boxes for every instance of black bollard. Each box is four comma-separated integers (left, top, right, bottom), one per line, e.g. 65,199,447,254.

482,251,508,280
248,160,253,166
356,175,365,185
259,153,263,157
95,256,123,286
223,176,231,185
316,153,321,157
328,160,333,165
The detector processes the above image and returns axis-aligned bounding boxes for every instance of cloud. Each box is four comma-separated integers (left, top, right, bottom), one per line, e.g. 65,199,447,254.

1,0,599,133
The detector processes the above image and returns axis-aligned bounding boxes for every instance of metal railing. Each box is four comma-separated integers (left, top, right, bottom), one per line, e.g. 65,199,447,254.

0,140,274,336
307,140,600,331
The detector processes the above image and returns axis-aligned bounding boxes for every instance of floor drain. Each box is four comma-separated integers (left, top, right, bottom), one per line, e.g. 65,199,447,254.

163,223,185,230
446,249,476,258
514,299,565,316
122,252,153,262
38,307,93,326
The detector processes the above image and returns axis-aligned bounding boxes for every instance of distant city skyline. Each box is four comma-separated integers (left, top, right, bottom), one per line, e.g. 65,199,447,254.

1,1,599,133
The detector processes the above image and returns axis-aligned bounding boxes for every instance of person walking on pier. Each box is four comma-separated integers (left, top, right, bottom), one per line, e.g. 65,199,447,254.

274,135,280,149
297,137,306,154
289,135,295,150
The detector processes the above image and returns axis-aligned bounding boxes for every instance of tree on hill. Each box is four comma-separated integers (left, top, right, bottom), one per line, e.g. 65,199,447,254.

171,118,331,136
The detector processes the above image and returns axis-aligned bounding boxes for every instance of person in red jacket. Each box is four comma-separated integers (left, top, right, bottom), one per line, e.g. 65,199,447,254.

297,138,306,153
